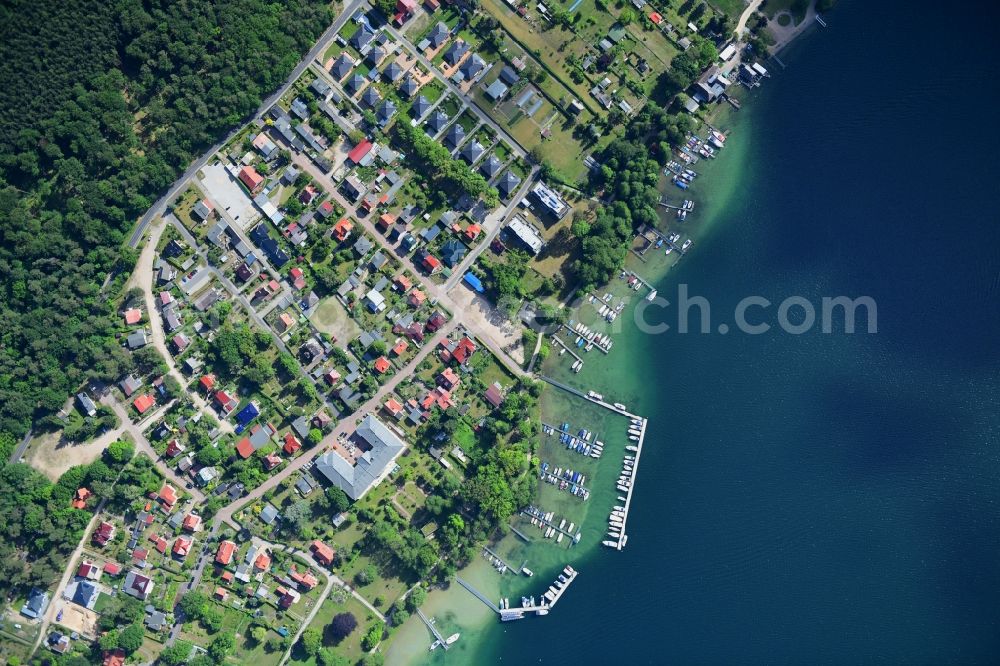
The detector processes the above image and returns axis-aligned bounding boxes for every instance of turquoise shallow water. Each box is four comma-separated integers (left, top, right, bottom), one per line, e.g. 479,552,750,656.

392,0,1000,662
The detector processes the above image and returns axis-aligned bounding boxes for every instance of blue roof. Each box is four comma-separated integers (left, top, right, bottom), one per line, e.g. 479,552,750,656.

234,402,260,426
463,272,484,292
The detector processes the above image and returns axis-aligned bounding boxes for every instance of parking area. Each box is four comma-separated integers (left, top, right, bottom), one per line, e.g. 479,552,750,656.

200,163,257,228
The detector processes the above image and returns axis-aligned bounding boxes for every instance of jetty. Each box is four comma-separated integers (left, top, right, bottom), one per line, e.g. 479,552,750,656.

416,608,449,651
563,322,612,354
455,576,500,613
539,376,638,419
483,545,516,574
499,565,579,621
509,524,532,542
609,417,647,551
521,508,581,541
550,334,583,364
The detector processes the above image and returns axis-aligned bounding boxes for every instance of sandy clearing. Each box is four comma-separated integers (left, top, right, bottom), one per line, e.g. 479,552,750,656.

26,430,118,481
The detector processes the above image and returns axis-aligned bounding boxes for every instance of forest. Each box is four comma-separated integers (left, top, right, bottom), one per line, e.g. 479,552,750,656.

0,0,332,441
572,102,695,290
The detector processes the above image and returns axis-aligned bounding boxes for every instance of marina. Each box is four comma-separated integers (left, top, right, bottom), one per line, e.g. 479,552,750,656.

541,421,605,459
456,567,580,622
521,506,582,543
482,545,517,575
539,376,639,419
604,416,647,551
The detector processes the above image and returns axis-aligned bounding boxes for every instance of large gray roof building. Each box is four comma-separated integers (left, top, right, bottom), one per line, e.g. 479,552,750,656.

314,415,405,499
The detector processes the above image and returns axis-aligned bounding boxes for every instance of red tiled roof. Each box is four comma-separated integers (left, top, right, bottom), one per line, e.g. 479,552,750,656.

253,552,271,571
333,218,353,241
132,394,155,414
384,398,403,416
374,356,391,374
347,139,373,164
103,562,122,575
124,308,142,325
453,336,477,364
283,433,302,455
159,484,178,507
173,536,192,557
94,521,115,546
239,165,264,191
311,540,335,565
439,367,460,389
103,648,126,666
182,514,201,532
236,437,254,459
132,547,148,561
263,453,281,470
392,339,408,355
216,540,236,565
408,289,426,307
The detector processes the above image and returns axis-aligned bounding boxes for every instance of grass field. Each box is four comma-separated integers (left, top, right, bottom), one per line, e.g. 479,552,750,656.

709,0,749,19
310,296,361,343
762,0,810,23
288,588,379,666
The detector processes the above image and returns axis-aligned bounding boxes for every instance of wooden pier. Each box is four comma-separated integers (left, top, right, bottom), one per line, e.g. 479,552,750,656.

611,417,647,551
562,323,612,354
509,524,532,542
455,576,499,613
483,545,516,574
416,608,449,650
550,333,583,364
539,376,638,419
520,509,579,542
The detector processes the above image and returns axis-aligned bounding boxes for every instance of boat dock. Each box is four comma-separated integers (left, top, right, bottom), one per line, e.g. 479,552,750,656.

520,508,580,542
416,608,450,651
610,418,647,551
550,334,583,364
562,322,612,354
539,376,638,419
500,565,579,621
483,545,516,574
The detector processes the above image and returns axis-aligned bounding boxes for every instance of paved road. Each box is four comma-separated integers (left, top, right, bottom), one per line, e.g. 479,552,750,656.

735,0,765,37
101,395,207,503
30,500,108,655
127,0,369,248
384,24,529,160
213,317,459,532
165,520,221,647
10,428,32,463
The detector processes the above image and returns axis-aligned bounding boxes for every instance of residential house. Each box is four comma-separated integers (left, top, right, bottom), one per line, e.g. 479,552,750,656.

123,571,154,600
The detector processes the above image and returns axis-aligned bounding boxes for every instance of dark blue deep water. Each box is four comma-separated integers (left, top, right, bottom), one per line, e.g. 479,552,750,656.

481,1,1000,662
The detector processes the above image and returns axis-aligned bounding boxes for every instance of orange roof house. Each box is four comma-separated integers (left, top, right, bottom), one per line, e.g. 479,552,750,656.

384,398,403,418
172,536,193,558
263,453,282,470
374,356,391,374
394,275,412,292
422,254,441,274
216,540,237,565
333,218,354,242
391,339,408,356
182,513,202,532
151,535,168,554
72,487,92,509
283,433,302,455
239,165,264,192
408,289,426,307
253,551,271,571
324,369,342,386
103,648,126,666
377,213,396,230
422,387,453,411
310,540,335,566
124,308,142,325
278,312,296,332
649,11,663,24
439,367,460,390
290,568,319,590
158,483,178,509
200,374,216,391
464,223,481,241
453,336,477,364
133,394,155,414
215,587,228,601
236,437,254,459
